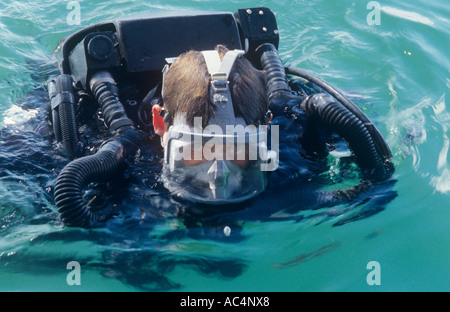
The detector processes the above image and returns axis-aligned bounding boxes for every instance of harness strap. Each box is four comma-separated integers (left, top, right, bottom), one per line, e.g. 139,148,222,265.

201,49,246,129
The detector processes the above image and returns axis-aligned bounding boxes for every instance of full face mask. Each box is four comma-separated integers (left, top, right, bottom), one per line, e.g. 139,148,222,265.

161,49,278,204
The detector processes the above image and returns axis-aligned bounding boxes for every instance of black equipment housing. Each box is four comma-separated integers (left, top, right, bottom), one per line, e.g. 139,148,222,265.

58,8,279,89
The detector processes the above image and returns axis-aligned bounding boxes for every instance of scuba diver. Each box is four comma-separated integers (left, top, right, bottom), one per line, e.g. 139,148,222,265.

48,7,394,227
153,44,274,204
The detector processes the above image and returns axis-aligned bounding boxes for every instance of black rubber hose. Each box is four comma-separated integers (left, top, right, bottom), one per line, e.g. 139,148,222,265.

285,66,393,164
256,43,291,99
47,74,79,158
59,99,78,157
253,48,393,204
255,46,393,207
90,72,134,133
302,93,387,178
54,71,142,227
51,109,61,142
47,78,61,142
54,140,125,227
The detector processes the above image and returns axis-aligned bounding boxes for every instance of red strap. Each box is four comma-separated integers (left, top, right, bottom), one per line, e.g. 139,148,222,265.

152,105,166,136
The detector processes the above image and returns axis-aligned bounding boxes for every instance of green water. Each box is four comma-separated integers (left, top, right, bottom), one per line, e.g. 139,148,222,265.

0,0,449,291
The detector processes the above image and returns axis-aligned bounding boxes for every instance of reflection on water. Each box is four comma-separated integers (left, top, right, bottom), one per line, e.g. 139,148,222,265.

429,94,450,193
388,91,450,194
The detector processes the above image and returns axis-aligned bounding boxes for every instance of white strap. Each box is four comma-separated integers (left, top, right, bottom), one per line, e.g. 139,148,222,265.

201,49,245,78
219,49,245,77
201,50,223,75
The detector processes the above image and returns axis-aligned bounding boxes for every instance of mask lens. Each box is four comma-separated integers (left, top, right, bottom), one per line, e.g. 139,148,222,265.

162,118,274,204
178,142,250,168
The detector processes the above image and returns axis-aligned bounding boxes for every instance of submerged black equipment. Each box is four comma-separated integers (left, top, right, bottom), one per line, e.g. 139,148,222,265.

48,7,393,227
255,43,393,179
47,74,80,158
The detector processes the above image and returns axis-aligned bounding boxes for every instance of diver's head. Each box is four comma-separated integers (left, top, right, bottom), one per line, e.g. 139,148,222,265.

160,44,267,129
153,45,275,204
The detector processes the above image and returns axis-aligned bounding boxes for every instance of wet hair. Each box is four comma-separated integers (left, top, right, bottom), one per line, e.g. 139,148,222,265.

162,45,267,128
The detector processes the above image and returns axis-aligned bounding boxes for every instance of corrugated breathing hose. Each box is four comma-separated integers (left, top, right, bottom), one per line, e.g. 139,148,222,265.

54,71,140,227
